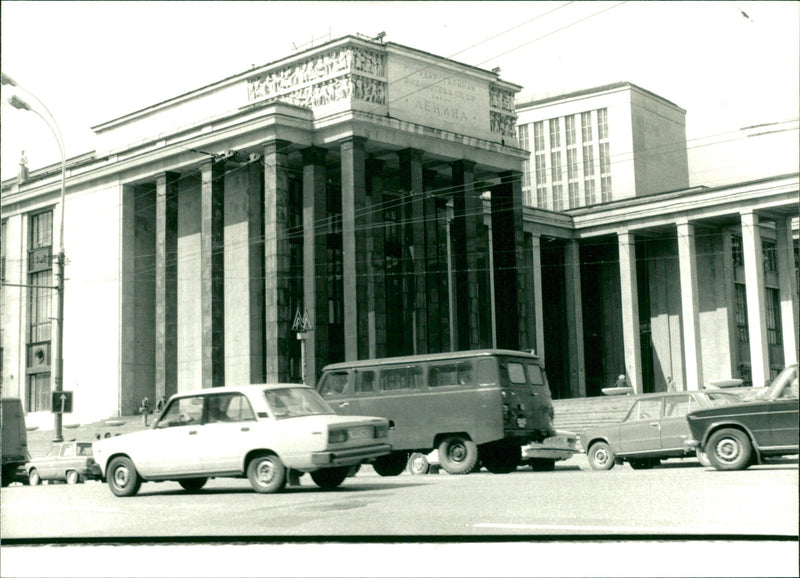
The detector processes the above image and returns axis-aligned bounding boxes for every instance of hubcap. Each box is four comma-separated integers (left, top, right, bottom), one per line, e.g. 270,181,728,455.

113,465,129,488
256,460,275,485
449,444,466,463
716,438,740,463
594,448,608,465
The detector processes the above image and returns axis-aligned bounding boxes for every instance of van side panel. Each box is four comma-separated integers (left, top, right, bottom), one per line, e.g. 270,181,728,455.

355,386,503,449
2,398,29,484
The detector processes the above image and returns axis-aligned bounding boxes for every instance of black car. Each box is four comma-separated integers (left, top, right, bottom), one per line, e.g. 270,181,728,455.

685,364,799,470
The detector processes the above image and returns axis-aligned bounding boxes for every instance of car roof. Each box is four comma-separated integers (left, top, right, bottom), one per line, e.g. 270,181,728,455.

169,383,310,399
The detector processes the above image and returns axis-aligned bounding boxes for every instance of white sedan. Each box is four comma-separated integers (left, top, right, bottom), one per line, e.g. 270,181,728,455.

93,384,391,496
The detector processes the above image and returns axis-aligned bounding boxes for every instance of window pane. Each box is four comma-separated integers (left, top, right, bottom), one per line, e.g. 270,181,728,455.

507,362,526,384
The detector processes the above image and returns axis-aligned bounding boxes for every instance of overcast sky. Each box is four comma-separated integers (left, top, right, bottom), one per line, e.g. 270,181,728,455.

1,1,798,186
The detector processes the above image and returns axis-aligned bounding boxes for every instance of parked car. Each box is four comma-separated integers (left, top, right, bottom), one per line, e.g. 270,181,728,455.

406,430,579,474
92,384,392,496
685,364,799,470
581,390,742,470
26,441,102,485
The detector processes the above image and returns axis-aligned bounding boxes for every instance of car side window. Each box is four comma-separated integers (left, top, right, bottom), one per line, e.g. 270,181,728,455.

205,393,256,424
61,444,74,457
47,445,60,457
319,372,349,398
629,398,661,421
158,396,203,427
356,371,375,393
664,395,692,417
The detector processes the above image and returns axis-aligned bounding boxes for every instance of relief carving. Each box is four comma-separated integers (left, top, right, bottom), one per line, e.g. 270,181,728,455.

352,75,387,104
490,86,515,113
490,111,517,137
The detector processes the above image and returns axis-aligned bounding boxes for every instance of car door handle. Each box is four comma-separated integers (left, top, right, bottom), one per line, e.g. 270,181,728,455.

649,423,660,428
188,430,198,435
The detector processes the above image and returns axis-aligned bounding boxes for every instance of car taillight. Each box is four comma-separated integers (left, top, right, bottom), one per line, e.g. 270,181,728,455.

328,429,348,443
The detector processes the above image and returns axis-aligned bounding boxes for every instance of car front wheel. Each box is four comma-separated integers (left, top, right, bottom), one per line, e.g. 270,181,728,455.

28,469,41,486
588,441,615,470
407,452,430,475
247,454,286,493
107,456,141,497
706,428,752,471
66,470,80,484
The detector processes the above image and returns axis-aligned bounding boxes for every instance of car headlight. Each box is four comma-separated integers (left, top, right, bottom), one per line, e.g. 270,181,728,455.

329,429,348,443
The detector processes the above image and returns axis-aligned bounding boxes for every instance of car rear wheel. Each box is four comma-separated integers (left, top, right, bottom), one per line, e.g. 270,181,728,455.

529,458,556,472
588,442,615,470
66,470,80,484
178,478,207,492
407,452,430,475
28,469,41,486
372,452,408,476
247,454,286,493
706,428,752,471
438,436,479,475
107,456,141,497
310,467,349,489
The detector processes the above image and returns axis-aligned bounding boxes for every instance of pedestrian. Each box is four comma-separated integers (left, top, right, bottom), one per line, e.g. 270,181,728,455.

667,376,676,391
140,395,151,426
614,374,627,389
156,396,166,413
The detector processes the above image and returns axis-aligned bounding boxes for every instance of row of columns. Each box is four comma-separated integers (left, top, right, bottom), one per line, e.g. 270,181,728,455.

147,138,529,395
531,210,798,395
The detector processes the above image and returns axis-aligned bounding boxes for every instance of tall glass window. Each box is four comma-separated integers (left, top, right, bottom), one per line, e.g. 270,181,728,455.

28,210,54,412
734,283,749,343
565,115,576,146
766,288,782,345
550,151,562,184
549,118,561,148
581,111,593,142
533,121,545,151
762,240,777,273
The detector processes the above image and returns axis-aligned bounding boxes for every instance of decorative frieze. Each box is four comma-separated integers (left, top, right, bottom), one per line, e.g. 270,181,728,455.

247,46,387,109
489,85,517,138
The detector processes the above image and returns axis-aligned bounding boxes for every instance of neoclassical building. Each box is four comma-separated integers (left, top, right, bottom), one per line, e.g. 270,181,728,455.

1,35,798,425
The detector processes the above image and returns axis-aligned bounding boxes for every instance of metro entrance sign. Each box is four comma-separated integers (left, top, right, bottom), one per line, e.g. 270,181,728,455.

51,391,73,414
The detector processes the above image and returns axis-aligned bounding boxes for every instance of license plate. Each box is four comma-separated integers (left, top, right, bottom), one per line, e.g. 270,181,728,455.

516,417,527,428
348,426,372,440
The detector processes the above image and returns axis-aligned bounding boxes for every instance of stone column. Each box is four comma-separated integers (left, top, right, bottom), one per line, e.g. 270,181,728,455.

201,160,225,389
340,137,369,361
302,146,329,385
677,220,703,390
776,216,799,365
618,231,643,393
564,240,586,397
451,159,486,350
399,148,427,354
156,172,179,400
531,234,545,364
491,171,528,351
423,169,443,352
225,161,265,384
740,210,769,386
264,140,292,383
366,158,387,359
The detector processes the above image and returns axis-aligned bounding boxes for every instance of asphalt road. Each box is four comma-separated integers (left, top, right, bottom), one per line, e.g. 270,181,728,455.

2,456,798,577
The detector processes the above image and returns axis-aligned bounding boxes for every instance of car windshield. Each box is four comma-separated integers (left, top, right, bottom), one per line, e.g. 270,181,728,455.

264,387,334,419
756,365,799,401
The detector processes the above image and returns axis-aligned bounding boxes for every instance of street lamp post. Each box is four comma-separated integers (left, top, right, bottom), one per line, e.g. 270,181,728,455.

3,73,67,442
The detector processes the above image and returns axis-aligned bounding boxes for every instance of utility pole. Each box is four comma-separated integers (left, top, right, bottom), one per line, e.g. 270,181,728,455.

3,73,67,442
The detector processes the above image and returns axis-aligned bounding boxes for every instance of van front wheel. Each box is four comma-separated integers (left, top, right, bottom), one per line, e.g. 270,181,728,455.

438,436,479,475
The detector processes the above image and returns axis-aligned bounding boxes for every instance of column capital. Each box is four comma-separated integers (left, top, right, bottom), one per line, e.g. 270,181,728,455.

263,139,292,155
398,148,424,164
300,145,328,165
339,136,368,150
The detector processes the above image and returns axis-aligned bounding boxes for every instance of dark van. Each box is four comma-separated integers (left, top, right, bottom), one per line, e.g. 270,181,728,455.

2,397,29,486
317,349,555,475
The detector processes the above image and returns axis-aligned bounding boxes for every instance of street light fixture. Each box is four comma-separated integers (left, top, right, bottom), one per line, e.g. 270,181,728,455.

3,73,68,442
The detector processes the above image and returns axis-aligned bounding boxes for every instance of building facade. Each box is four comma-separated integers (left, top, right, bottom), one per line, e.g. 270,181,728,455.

1,37,798,426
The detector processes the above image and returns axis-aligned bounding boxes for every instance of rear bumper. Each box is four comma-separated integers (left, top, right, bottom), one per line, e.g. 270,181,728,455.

311,443,392,466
